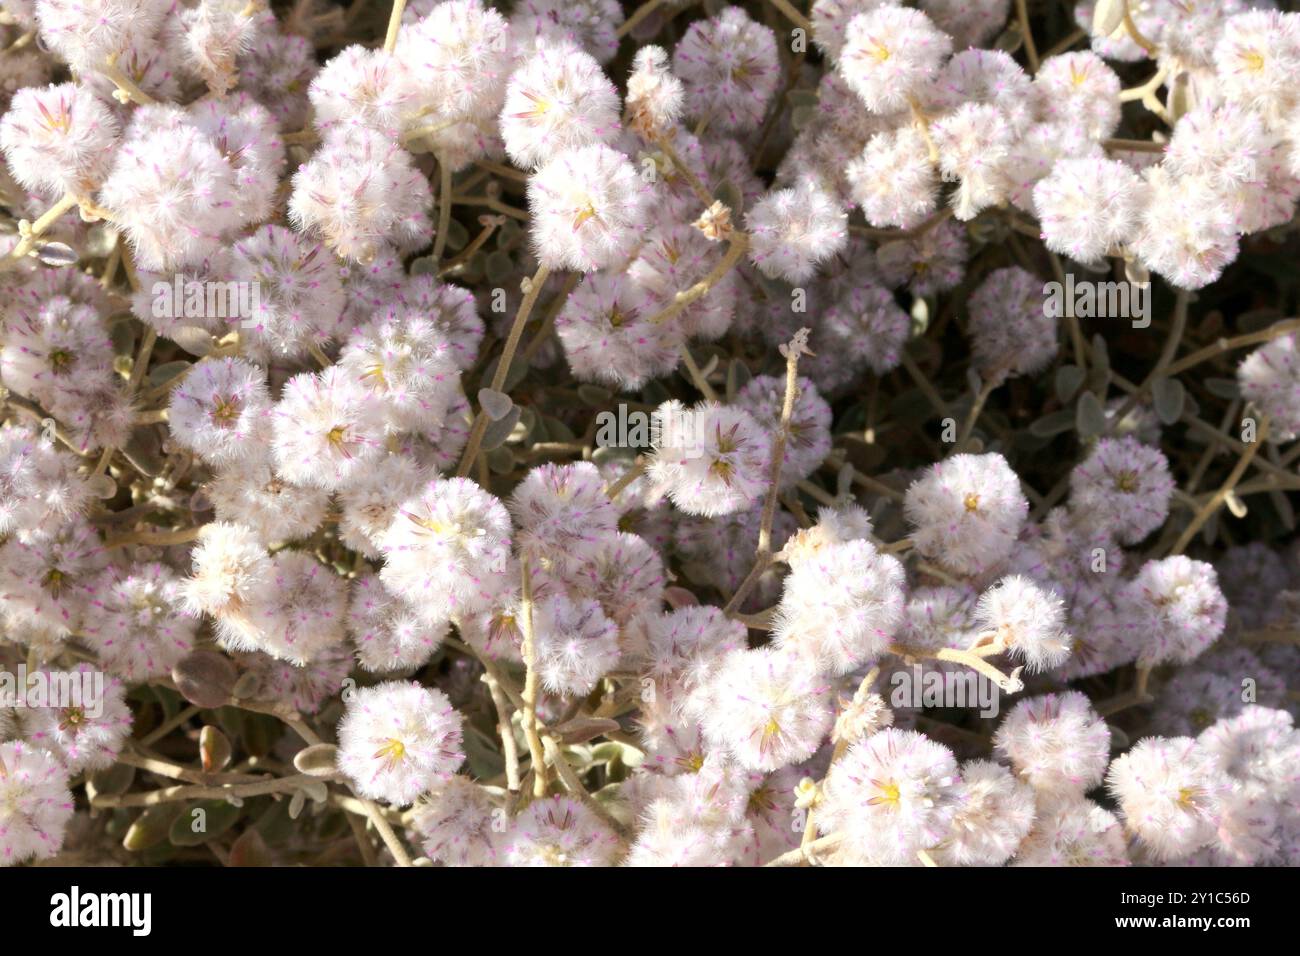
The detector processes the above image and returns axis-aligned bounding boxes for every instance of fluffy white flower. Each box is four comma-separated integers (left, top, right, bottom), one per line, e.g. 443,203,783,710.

847,126,939,230
502,795,621,866
974,575,1072,673
532,593,621,697
168,357,270,467
1238,331,1300,442
697,647,833,772
348,571,447,673
933,759,1036,866
1012,795,1128,866
773,539,906,676
1118,557,1227,666
967,266,1058,383
671,6,779,132
271,367,387,491
19,665,131,773
647,400,770,517
819,727,962,864
994,691,1111,797
905,453,1029,577
1033,157,1145,263
289,127,433,264
838,7,951,114
410,775,501,866
1106,736,1226,861
746,180,848,283
0,739,73,866
85,562,197,683
527,143,648,272
1068,435,1173,545
379,477,512,621
336,681,465,805
500,40,620,169
0,82,119,199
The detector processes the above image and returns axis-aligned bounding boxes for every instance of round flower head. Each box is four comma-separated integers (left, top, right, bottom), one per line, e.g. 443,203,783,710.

168,357,270,467
972,575,1070,675
34,0,169,73
1032,52,1120,139
182,521,270,621
647,400,770,517
643,605,746,694
1033,157,1146,264
697,646,832,772
20,665,131,774
0,422,91,540
378,477,512,621
227,227,346,364
745,179,848,283
1106,736,1226,861
995,691,1110,797
0,82,119,199
1213,9,1300,121
933,760,1036,866
218,550,348,666
508,462,618,571
847,126,939,230
905,452,1029,577
271,367,387,491
289,127,434,264
671,7,779,132
502,795,621,866
967,266,1057,384
186,92,285,230
308,44,415,138
1012,795,1128,866
875,217,968,297
773,539,906,676
838,7,952,114
348,570,447,673
85,562,197,682
337,681,465,806
532,593,621,697
554,271,680,390
0,739,74,866
1132,167,1238,291
812,0,902,62
1118,556,1227,666
338,311,460,433
1068,435,1173,545
0,517,104,638
933,49,1035,132
176,0,259,97
781,503,876,570
0,296,113,411
1198,706,1300,802
98,104,243,272
395,0,515,123
500,40,620,169
527,143,649,272
1238,332,1300,442
411,775,501,867
819,727,962,865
